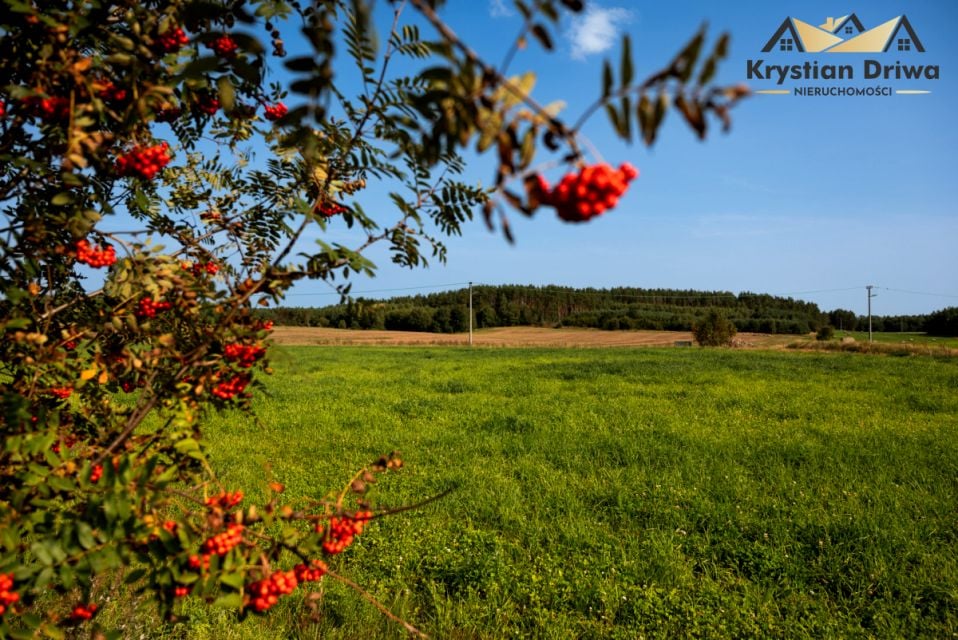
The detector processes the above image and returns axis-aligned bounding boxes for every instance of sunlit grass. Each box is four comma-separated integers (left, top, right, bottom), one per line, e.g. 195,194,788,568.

122,346,957,638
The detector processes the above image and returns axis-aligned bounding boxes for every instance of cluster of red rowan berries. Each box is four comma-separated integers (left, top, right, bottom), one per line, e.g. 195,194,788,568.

135,296,172,319
51,435,77,455
246,570,298,612
173,585,191,598
205,491,243,510
196,93,220,115
188,553,211,571
212,375,249,400
534,162,639,223
162,520,178,534
75,238,117,268
98,82,128,104
90,464,103,484
24,95,69,121
154,105,182,122
293,559,328,583
155,26,189,54
207,35,238,57
69,603,98,621
49,386,73,400
202,523,244,556
115,143,172,180
0,574,19,617
263,102,288,121
318,511,373,555
223,343,266,368
0,101,5,118
316,201,346,217
182,261,219,276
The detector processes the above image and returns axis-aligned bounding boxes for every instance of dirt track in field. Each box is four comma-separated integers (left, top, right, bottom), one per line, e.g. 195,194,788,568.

270,326,799,349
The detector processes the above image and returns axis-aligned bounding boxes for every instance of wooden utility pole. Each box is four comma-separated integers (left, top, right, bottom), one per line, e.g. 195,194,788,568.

866,285,876,342
468,281,473,347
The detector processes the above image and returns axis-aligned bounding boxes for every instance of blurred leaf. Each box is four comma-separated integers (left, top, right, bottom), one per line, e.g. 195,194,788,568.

675,94,706,139
620,35,633,88
519,127,536,169
214,592,243,609
602,60,613,99
673,29,705,84
220,571,245,589
531,24,553,51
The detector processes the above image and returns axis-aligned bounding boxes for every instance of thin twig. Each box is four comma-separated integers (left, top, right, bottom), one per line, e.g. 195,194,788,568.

326,568,429,638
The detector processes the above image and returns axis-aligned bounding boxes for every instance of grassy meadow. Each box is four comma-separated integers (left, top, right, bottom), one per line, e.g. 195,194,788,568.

123,346,957,639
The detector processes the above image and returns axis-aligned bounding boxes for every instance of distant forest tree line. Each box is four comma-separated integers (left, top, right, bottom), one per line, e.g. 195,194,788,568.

257,286,958,336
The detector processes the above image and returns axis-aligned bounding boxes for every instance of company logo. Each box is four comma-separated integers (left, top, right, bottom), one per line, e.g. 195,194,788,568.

747,12,938,97
762,14,924,54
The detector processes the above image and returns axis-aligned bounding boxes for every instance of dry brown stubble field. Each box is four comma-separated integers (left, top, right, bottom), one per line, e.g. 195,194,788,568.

270,326,800,349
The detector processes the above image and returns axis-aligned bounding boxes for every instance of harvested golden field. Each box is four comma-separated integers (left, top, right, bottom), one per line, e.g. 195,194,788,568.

269,326,798,349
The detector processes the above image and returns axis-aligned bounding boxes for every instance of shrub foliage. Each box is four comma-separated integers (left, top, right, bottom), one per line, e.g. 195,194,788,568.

692,310,738,347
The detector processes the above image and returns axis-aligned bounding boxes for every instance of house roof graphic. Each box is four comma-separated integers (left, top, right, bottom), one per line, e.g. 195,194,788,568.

762,14,924,53
819,14,865,35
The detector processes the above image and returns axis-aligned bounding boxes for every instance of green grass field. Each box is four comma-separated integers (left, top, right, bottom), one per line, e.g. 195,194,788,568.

836,331,958,349
126,346,957,639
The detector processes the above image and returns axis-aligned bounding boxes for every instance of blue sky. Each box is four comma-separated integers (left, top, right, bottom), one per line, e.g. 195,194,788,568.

281,1,958,317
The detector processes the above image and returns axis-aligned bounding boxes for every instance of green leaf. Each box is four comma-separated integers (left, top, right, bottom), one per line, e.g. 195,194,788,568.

3,317,31,330
51,192,73,206
177,56,221,80
284,55,317,72
124,568,147,585
77,522,95,550
214,592,243,609
604,103,621,137
518,127,536,169
220,571,245,589
620,96,632,140
602,60,613,99
620,35,633,88
673,29,705,84
531,24,553,51
216,76,235,112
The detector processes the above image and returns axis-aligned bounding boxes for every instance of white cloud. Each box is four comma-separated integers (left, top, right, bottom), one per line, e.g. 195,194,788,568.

567,5,633,60
489,0,513,18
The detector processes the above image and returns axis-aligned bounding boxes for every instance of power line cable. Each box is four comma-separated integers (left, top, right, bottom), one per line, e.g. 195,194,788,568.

282,281,471,297
879,287,958,300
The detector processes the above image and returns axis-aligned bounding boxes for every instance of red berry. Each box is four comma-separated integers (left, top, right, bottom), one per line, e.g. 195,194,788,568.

245,570,298,612
134,296,172,319
0,573,19,617
201,523,244,556
223,343,266,367
263,102,288,121
75,238,117,268
207,34,238,58
154,105,183,122
540,162,639,223
49,386,73,400
115,143,172,180
196,93,220,115
155,26,189,54
70,603,98,621
205,490,244,509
